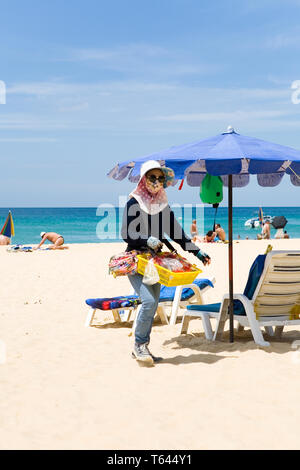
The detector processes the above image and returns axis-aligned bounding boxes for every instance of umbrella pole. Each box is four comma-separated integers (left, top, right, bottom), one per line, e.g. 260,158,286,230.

228,175,234,342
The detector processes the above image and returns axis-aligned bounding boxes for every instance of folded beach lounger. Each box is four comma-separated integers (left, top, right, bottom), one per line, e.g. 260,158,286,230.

180,250,300,347
85,276,215,328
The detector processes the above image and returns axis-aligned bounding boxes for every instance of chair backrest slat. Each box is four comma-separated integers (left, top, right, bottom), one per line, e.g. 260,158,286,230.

260,283,300,295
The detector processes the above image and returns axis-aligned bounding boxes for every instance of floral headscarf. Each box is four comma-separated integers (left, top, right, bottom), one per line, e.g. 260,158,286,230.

130,175,169,215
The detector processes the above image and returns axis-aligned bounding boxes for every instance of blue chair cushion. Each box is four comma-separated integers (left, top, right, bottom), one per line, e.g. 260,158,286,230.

159,278,214,302
243,254,266,300
187,303,221,312
187,299,245,315
186,254,267,316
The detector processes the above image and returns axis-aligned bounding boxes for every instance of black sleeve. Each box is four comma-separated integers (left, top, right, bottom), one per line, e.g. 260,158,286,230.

121,198,149,249
162,206,200,256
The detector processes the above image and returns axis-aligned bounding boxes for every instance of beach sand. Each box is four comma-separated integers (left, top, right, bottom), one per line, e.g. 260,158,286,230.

1,238,300,450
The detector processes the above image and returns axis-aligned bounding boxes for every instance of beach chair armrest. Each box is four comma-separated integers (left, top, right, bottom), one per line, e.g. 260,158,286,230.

217,294,270,347
169,277,215,325
181,283,203,301
221,293,254,310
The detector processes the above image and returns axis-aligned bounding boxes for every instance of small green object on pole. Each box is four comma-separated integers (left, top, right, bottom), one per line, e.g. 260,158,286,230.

200,174,223,205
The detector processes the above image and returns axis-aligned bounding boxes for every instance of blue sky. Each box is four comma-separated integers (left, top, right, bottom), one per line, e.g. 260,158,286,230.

1,0,300,207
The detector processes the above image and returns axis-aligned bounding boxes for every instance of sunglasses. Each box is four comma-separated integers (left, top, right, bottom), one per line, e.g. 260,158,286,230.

146,174,165,184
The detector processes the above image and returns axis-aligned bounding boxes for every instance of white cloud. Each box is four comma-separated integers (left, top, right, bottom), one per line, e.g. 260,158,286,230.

6,81,289,103
0,137,58,142
7,80,178,97
7,82,90,96
60,43,219,78
58,101,89,112
265,31,300,48
1,80,297,137
70,44,168,61
153,109,289,122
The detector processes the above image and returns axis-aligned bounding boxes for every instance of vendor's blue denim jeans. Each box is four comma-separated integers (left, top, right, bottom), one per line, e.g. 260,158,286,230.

128,273,161,345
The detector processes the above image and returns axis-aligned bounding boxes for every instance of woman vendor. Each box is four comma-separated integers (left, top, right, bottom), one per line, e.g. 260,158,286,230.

121,160,211,366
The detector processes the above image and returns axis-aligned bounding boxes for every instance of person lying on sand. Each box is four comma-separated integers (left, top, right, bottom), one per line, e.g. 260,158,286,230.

34,231,67,250
0,234,10,245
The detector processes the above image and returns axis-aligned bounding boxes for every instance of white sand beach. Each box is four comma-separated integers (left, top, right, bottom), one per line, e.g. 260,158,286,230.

1,238,300,450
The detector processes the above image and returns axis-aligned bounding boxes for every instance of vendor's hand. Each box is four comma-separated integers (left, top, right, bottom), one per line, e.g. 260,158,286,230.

147,236,163,252
196,249,211,266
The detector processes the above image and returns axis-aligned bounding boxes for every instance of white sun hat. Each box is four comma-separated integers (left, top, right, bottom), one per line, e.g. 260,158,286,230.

40,231,46,237
140,160,175,188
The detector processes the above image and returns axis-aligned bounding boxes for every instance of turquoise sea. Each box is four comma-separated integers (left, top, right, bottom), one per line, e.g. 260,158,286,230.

1,207,300,245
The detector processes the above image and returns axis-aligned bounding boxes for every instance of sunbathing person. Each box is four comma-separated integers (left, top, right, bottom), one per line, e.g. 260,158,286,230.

262,220,271,239
204,230,216,243
0,234,10,245
34,231,66,250
214,223,226,241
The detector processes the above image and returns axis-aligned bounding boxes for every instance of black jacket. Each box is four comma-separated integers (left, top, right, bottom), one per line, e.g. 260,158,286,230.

121,197,200,257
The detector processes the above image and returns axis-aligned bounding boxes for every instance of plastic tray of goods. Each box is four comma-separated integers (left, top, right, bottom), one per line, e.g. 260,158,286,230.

137,252,202,287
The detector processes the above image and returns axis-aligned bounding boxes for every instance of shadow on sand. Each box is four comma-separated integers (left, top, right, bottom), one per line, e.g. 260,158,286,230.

164,327,300,356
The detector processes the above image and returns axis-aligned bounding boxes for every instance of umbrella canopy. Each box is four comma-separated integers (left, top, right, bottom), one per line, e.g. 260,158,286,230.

0,210,15,238
272,216,288,229
108,126,300,188
108,126,300,343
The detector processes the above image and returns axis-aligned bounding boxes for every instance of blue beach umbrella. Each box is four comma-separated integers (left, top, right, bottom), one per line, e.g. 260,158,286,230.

108,126,300,342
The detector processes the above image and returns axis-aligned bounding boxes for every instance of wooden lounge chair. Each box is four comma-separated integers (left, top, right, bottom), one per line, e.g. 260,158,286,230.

180,251,300,347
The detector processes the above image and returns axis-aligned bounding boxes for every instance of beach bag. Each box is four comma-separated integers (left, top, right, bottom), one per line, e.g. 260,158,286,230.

200,174,223,205
200,174,223,230
108,251,139,277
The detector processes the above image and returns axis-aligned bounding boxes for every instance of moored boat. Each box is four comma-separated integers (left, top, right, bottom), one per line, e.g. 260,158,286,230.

245,215,273,228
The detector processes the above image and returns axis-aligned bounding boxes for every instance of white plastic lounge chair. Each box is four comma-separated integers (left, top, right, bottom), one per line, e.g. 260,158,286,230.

161,275,215,325
130,275,216,331
180,251,300,347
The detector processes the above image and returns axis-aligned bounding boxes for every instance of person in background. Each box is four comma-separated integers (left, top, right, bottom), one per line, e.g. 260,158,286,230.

190,219,201,242
0,234,10,245
214,223,226,241
34,231,65,250
284,230,290,239
204,230,216,243
262,220,271,239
